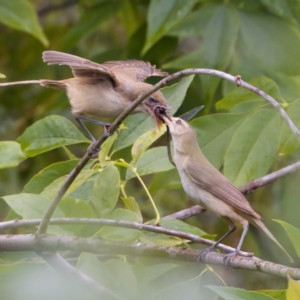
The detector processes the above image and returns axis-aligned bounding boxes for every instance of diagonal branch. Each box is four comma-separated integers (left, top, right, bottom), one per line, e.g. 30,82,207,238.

239,160,300,194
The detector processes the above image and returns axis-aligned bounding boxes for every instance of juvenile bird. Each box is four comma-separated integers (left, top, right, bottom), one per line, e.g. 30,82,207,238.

162,115,293,263
1,51,169,143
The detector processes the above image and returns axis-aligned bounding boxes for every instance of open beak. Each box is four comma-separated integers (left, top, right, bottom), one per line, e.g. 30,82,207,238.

152,104,172,129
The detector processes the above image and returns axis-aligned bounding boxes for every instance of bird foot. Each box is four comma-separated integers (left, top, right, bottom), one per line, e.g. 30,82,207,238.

87,142,101,158
197,246,216,262
223,250,239,266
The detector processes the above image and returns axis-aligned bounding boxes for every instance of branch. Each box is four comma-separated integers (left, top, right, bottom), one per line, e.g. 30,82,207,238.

239,160,300,194
0,234,298,280
35,68,300,235
38,252,122,300
163,205,205,219
0,217,251,256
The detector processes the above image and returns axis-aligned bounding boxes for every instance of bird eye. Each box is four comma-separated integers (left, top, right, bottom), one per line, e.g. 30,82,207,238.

148,97,158,104
176,119,182,125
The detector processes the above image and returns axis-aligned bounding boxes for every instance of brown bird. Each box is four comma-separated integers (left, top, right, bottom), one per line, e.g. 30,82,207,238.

1,51,169,145
162,115,293,263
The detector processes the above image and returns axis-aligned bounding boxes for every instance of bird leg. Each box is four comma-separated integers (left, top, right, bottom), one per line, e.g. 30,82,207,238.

223,221,249,266
197,224,237,262
76,116,111,158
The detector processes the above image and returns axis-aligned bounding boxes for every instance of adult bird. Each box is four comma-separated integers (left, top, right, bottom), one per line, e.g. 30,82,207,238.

0,51,170,148
162,115,293,264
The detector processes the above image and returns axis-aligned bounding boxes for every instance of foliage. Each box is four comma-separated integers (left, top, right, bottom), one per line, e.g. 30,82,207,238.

1,0,300,299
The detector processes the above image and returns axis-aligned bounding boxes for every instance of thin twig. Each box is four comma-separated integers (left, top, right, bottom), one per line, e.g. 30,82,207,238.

0,80,41,87
0,234,298,279
239,160,300,194
163,205,205,219
39,252,122,299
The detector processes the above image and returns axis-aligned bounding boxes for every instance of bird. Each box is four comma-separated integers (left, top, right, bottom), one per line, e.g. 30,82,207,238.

0,51,170,150
162,115,293,264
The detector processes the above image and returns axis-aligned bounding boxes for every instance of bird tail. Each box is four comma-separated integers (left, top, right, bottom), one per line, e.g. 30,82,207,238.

253,218,293,263
40,79,66,90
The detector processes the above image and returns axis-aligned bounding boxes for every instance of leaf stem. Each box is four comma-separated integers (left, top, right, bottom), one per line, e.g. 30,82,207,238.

115,159,160,224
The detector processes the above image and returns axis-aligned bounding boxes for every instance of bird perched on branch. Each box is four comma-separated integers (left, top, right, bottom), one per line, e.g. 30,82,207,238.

0,51,170,147
162,115,293,264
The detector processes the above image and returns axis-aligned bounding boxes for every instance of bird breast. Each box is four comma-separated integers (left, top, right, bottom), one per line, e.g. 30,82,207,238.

176,157,238,218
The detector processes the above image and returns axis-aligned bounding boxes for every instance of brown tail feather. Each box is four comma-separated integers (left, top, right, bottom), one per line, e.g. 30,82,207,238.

253,218,293,263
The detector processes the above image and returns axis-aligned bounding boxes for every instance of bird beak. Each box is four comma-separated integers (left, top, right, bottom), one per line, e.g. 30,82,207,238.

160,112,173,127
152,104,173,129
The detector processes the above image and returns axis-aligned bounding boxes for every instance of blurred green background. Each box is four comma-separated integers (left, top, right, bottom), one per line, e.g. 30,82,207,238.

1,0,300,298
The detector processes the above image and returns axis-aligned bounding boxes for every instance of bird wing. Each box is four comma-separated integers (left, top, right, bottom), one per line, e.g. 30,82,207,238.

184,157,261,219
42,51,120,86
102,59,168,82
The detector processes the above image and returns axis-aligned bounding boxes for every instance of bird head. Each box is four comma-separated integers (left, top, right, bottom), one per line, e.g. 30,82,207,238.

132,82,172,127
162,116,200,155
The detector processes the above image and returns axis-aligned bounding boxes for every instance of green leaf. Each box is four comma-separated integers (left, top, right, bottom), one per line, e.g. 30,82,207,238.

169,3,218,37
2,193,64,219
119,0,141,37
0,73,6,78
59,198,97,236
216,76,283,111
180,106,204,121
23,160,79,194
126,146,174,179
160,219,206,236
99,132,118,163
98,208,142,242
274,220,300,257
92,164,120,217
287,277,300,300
17,115,90,157
191,113,247,169
261,0,297,24
105,259,138,299
131,125,167,165
40,169,96,200
140,233,183,246
164,4,240,100
122,197,143,223
143,0,199,54
113,114,153,153
60,198,96,219
0,0,48,46
77,253,115,289
162,75,195,112
113,76,194,153
258,290,286,300
234,11,300,76
224,110,281,187
61,1,120,51
207,286,276,300
144,263,179,281
0,141,26,169
279,98,300,155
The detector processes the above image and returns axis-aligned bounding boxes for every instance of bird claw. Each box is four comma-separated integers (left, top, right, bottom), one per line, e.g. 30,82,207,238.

223,250,239,266
87,142,101,158
197,246,215,263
